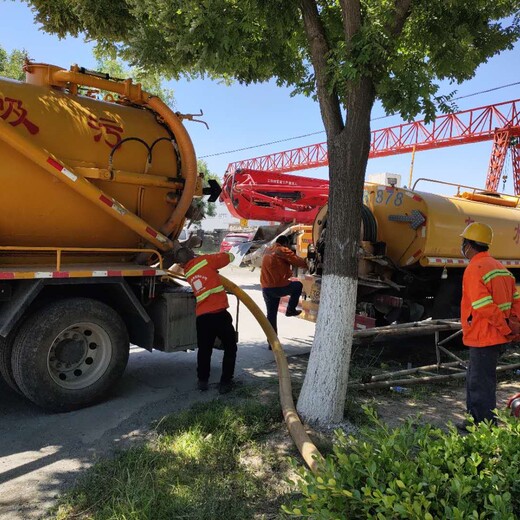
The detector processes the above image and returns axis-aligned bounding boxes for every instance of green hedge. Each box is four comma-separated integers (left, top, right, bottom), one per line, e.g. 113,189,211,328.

283,408,520,519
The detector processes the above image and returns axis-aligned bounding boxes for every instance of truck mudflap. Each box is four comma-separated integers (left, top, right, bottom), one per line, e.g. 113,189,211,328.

0,279,45,338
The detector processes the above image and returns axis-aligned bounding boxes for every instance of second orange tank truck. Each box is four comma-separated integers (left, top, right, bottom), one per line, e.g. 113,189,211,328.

303,179,520,327
0,61,218,411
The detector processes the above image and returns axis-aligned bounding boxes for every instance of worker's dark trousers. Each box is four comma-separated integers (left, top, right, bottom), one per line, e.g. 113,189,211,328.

466,344,505,424
262,281,303,333
196,310,237,383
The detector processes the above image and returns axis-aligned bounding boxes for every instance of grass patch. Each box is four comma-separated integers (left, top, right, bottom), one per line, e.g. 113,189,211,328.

53,399,293,520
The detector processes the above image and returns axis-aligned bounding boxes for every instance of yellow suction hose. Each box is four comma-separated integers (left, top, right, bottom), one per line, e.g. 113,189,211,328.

219,275,323,474
168,271,322,472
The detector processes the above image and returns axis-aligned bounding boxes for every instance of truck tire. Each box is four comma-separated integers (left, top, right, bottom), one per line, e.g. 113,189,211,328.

361,204,377,242
11,298,129,412
0,336,20,393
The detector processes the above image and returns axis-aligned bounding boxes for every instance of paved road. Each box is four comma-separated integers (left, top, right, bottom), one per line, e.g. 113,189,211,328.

0,266,315,519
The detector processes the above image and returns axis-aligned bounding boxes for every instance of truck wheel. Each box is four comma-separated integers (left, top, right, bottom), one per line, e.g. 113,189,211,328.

11,298,129,412
0,336,20,393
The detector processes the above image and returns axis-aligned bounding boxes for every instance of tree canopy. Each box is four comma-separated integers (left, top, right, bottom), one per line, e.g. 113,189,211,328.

25,1,520,121
0,46,26,81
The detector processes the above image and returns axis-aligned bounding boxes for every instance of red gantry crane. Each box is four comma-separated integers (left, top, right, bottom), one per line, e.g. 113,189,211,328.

221,98,520,223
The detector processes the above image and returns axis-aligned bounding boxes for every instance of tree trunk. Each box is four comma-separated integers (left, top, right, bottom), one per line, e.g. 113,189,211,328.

297,77,375,425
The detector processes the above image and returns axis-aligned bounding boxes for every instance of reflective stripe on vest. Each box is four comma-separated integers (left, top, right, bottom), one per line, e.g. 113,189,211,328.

514,292,520,300
482,269,514,284
472,297,513,312
471,295,493,309
196,285,225,303
185,259,208,278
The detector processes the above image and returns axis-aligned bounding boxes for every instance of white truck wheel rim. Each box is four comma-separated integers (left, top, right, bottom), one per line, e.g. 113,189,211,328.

47,322,112,390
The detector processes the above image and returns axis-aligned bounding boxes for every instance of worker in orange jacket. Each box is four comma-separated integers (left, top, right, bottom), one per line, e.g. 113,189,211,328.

261,235,308,336
174,247,238,394
460,222,520,425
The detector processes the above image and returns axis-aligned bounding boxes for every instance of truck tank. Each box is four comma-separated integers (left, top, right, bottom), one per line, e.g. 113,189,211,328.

309,179,520,325
362,180,520,268
0,62,198,262
0,62,205,411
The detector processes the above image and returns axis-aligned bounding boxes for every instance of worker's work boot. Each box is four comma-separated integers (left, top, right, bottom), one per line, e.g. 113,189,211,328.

285,309,302,317
198,380,209,392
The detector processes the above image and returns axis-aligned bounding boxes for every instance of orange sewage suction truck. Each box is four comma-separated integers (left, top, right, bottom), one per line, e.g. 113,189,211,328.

303,179,520,327
0,61,216,411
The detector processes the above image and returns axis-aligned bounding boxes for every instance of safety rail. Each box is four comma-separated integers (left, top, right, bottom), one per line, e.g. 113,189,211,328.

412,177,520,200
0,246,163,272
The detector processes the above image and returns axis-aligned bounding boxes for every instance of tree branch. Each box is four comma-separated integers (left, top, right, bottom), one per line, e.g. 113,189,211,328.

389,0,413,37
339,0,361,42
300,0,344,136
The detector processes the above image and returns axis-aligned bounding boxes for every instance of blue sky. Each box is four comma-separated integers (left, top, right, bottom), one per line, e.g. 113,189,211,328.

1,1,519,196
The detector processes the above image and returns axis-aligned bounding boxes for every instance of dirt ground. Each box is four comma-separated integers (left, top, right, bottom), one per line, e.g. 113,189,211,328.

366,379,519,429
285,349,520,431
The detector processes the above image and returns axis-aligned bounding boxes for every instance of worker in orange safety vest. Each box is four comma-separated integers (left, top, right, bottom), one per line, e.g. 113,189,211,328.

261,235,308,339
174,247,238,394
460,222,520,426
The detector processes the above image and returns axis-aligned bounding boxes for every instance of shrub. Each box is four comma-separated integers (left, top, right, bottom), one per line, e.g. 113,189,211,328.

283,408,520,519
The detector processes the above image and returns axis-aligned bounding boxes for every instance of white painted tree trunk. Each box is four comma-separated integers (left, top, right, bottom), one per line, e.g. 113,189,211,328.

297,273,358,425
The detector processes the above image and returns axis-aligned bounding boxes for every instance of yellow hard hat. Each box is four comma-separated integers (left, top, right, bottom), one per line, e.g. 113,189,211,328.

460,222,493,245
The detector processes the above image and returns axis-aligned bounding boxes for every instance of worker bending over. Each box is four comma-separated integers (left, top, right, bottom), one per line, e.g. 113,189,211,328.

460,222,520,426
174,248,238,394
261,235,308,336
